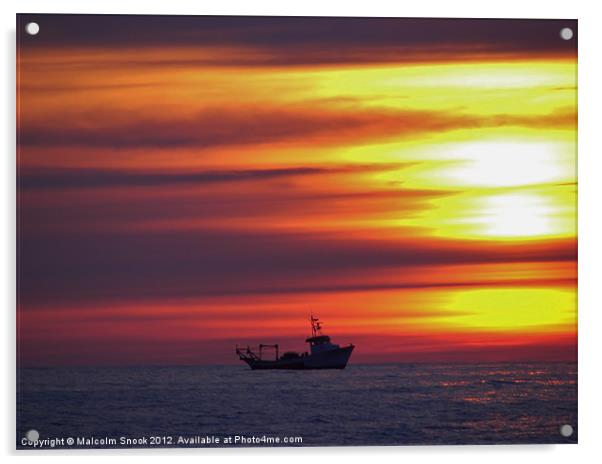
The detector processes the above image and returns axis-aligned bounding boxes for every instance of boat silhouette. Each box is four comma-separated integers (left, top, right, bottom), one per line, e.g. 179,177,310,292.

235,316,354,370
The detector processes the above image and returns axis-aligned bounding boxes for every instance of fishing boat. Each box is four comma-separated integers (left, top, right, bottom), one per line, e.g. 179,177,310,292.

235,316,354,370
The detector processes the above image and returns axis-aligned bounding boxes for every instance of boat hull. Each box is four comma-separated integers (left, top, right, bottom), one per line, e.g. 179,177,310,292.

243,345,354,370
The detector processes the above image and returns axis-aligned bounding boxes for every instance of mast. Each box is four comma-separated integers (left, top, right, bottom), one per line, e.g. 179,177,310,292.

310,314,322,338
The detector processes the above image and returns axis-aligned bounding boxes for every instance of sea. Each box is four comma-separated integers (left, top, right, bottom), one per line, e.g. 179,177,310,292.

17,363,577,449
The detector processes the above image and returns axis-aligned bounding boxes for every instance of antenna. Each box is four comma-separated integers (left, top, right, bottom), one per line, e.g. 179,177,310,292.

310,314,322,337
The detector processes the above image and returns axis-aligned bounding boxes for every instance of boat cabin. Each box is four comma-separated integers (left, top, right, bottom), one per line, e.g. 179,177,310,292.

305,317,340,354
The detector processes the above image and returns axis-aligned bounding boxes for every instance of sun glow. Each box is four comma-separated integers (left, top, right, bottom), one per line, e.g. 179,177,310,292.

473,192,562,238
396,185,575,241
435,287,576,331
430,139,574,188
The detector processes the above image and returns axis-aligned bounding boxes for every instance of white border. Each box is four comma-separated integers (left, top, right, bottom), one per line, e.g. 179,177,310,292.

3,0,602,462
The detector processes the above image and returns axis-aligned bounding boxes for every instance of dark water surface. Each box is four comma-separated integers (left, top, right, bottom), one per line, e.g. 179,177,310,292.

17,363,577,448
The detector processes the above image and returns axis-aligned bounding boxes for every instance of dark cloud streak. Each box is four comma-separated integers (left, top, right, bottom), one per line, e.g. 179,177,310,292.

18,15,577,65
19,164,410,190
19,106,576,150
17,227,577,308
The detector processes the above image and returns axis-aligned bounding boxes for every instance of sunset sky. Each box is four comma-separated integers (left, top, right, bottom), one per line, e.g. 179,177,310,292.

17,15,577,365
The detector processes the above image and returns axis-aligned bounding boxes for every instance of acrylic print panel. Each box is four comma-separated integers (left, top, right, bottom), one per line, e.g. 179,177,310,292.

16,14,577,449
